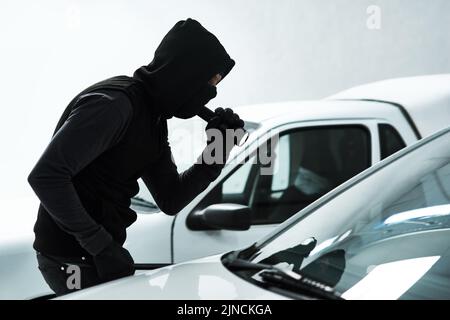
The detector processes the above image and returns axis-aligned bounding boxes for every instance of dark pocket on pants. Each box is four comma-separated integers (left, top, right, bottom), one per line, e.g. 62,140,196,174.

37,253,72,296
36,253,103,296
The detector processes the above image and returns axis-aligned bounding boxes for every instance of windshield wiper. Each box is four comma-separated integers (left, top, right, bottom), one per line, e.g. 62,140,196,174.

223,257,343,300
259,268,343,300
131,196,159,209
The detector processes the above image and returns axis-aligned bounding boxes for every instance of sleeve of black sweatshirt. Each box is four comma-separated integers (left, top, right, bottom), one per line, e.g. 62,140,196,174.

141,138,224,215
28,90,133,256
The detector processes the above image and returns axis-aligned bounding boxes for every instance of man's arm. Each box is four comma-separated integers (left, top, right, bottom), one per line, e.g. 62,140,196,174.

141,108,244,215
141,140,223,215
28,91,132,256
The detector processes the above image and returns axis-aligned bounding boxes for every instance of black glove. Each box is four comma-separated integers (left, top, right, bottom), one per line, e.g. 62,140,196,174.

206,107,245,133
93,241,135,282
202,108,245,165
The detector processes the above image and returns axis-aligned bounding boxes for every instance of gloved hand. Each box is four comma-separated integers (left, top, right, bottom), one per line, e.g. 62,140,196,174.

93,241,135,282
202,107,245,165
206,107,245,134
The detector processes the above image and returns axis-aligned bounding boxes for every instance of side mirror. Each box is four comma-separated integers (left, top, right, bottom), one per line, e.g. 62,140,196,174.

187,203,251,231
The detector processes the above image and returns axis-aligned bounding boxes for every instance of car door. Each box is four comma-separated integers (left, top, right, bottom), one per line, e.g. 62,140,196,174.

172,120,378,263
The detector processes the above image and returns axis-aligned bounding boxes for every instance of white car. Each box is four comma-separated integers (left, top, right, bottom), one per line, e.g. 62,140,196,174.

1,74,449,299
129,74,450,264
61,125,450,300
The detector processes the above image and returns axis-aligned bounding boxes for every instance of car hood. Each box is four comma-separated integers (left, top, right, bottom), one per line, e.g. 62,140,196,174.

58,255,286,300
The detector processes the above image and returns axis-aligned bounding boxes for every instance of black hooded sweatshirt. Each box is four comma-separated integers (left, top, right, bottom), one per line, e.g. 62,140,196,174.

28,19,235,258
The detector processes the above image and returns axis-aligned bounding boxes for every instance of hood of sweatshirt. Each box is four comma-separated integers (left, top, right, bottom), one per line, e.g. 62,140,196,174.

133,18,235,119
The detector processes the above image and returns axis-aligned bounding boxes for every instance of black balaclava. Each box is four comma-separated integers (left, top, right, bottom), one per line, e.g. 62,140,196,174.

133,18,235,119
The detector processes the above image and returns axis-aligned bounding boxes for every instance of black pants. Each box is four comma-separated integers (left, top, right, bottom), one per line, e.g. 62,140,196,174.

36,252,103,296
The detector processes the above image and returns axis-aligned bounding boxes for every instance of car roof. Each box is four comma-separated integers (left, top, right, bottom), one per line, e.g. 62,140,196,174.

328,74,450,137
234,99,400,124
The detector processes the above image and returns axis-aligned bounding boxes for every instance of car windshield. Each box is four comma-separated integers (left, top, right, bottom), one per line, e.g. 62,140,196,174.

245,129,450,299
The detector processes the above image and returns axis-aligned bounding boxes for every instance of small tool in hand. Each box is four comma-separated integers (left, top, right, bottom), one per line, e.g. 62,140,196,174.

198,106,249,147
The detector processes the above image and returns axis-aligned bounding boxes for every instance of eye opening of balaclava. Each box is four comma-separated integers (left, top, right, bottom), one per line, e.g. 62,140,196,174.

133,18,235,119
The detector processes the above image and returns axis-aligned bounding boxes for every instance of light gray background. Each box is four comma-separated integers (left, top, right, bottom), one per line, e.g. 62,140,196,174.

1,0,449,198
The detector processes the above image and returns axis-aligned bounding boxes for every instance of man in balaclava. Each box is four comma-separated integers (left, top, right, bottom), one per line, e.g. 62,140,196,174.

27,18,244,296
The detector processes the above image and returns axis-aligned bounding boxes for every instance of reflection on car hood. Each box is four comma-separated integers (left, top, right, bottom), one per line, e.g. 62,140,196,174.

58,255,286,300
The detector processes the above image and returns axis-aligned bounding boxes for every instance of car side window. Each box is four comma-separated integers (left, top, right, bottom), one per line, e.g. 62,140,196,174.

193,125,371,225
270,134,290,194
379,123,406,160
222,157,255,195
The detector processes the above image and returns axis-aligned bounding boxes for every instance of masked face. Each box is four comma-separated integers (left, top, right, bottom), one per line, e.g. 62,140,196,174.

133,19,235,119
173,83,217,119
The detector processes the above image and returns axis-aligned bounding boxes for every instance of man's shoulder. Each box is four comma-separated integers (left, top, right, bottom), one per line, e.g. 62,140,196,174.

79,75,137,104
98,90,134,121
74,89,133,124
93,89,132,106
